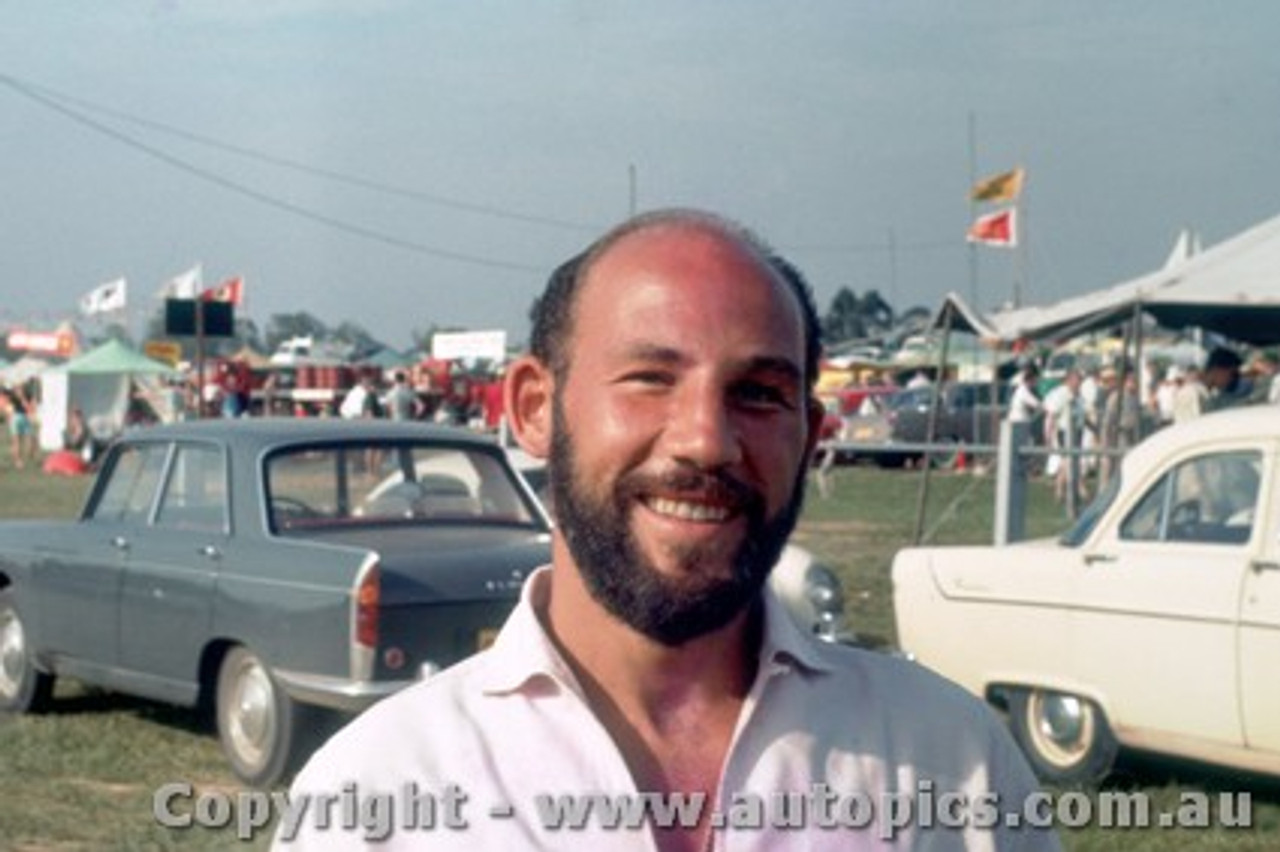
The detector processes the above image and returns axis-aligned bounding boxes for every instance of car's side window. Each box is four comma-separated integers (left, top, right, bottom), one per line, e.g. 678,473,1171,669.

1119,450,1262,545
91,444,169,524
155,443,228,532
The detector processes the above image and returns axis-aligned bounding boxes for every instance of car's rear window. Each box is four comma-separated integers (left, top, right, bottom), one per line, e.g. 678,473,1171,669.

265,442,539,533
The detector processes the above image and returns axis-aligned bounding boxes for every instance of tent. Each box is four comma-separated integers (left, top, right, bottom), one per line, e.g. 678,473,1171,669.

38,339,176,451
934,212,1280,346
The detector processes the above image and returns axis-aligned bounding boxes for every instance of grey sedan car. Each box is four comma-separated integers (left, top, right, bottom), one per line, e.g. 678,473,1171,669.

0,419,551,786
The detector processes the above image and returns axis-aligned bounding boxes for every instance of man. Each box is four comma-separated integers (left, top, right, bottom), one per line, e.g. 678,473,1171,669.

1246,350,1280,405
384,370,421,421
1171,365,1208,423
1006,364,1042,425
1202,346,1251,412
1041,369,1085,503
278,210,1056,850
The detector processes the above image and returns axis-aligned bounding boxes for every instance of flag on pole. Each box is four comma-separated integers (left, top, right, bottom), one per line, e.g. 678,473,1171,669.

202,276,245,306
970,167,1025,203
160,264,203,299
79,278,128,315
967,207,1017,247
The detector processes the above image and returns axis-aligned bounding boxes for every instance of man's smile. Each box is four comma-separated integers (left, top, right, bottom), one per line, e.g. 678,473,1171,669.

642,496,734,523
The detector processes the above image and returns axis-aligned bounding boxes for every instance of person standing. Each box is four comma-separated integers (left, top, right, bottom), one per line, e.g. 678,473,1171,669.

1171,366,1208,424
1042,369,1085,502
383,371,421,421
1202,347,1251,412
3,386,37,469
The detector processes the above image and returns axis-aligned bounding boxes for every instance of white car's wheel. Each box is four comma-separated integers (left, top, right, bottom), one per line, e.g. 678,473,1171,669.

1009,688,1117,784
216,647,306,787
0,590,53,713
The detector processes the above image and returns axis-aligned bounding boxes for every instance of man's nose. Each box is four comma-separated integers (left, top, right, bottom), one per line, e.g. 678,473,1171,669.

664,383,743,469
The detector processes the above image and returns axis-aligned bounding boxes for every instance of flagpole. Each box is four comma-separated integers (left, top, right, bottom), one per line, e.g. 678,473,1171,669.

967,111,979,308
1013,200,1024,308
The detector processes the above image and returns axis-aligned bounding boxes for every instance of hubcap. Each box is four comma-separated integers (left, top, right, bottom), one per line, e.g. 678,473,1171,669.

1029,690,1094,768
226,658,275,768
0,610,25,700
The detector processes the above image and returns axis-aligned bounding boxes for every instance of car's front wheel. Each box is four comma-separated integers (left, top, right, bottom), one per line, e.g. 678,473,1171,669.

1009,687,1117,784
216,646,310,787
0,589,53,714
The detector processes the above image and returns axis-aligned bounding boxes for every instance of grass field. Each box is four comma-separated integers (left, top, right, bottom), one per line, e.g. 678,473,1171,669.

0,455,1276,849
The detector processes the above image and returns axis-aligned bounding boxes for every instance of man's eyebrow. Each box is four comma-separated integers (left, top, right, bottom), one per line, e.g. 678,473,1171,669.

616,343,803,382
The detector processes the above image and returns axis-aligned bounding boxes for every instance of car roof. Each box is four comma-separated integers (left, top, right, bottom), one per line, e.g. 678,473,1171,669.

120,417,500,453
1120,406,1280,477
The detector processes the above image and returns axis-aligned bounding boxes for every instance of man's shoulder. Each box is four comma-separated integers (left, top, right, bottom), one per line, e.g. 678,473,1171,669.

810,641,996,723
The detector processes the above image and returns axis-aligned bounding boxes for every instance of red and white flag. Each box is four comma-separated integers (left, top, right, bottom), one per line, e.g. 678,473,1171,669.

203,276,245,306
967,207,1017,247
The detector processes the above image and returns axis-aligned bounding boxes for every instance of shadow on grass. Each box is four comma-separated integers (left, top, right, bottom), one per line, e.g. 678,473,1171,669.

1106,749,1280,804
41,684,213,735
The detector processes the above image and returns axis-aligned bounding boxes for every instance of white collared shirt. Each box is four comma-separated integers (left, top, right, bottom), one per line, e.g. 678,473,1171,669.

276,567,1057,851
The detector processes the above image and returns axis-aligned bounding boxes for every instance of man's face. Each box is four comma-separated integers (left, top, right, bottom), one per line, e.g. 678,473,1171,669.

1204,366,1231,390
546,224,820,645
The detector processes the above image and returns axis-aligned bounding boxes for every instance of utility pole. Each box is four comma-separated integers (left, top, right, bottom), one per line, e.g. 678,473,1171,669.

628,164,637,216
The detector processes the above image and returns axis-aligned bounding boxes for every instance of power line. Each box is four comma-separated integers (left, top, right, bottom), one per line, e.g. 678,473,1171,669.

9,74,601,234
0,73,547,273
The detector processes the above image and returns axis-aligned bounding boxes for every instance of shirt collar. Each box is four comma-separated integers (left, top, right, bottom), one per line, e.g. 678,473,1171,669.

477,564,837,696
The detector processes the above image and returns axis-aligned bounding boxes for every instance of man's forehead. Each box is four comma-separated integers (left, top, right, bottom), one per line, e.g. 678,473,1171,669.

580,223,787,310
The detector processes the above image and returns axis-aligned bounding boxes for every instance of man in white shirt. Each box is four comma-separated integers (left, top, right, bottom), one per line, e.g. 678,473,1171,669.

1007,365,1043,425
278,210,1057,851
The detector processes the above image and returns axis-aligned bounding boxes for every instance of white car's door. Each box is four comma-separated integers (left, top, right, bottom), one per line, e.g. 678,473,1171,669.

1239,445,1280,753
1071,447,1265,749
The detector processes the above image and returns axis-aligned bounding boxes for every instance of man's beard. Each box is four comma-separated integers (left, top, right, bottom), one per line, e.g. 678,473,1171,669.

548,399,808,646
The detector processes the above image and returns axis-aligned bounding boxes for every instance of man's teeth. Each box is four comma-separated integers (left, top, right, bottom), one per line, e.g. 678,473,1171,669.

647,497,731,522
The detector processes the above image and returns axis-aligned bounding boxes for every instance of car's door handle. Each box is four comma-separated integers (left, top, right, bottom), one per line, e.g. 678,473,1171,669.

111,536,130,552
197,545,222,560
1083,552,1117,566
1249,559,1280,573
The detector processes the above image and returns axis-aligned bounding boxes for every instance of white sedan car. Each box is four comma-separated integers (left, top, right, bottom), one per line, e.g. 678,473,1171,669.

892,406,1280,784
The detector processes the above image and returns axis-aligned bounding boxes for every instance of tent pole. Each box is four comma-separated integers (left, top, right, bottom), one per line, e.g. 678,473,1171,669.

196,300,206,420
912,306,955,545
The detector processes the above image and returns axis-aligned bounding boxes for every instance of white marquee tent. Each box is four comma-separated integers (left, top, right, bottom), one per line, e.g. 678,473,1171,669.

935,211,1280,347
38,339,175,451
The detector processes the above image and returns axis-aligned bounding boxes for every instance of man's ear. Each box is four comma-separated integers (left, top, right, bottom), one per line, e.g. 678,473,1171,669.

803,395,826,464
504,355,555,458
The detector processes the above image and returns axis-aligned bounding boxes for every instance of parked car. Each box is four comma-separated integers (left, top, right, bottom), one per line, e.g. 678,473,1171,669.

0,419,552,786
879,380,1016,468
892,406,1280,783
818,384,900,464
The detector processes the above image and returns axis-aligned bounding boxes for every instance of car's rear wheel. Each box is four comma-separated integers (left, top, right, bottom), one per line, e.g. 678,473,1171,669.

0,589,53,714
216,646,309,787
1009,687,1117,784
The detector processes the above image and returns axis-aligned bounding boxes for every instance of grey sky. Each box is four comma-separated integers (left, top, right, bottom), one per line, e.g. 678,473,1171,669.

3,1,1279,349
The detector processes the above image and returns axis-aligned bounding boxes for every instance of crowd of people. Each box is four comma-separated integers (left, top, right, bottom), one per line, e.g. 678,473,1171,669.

1022,344,1279,504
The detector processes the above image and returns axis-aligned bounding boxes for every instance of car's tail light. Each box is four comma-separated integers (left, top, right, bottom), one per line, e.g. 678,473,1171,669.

355,561,380,649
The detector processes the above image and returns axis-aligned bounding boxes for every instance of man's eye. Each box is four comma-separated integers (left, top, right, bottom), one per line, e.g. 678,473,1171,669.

734,383,793,409
622,370,674,387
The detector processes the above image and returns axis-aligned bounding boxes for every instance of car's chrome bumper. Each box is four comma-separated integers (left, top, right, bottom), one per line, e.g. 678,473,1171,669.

274,669,416,713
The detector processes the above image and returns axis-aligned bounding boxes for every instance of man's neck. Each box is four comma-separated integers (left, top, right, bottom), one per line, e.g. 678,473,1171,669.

540,556,761,728
538,555,762,852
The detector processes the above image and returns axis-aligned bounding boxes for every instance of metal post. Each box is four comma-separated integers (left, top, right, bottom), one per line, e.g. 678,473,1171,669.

1064,407,1080,519
994,419,1028,544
